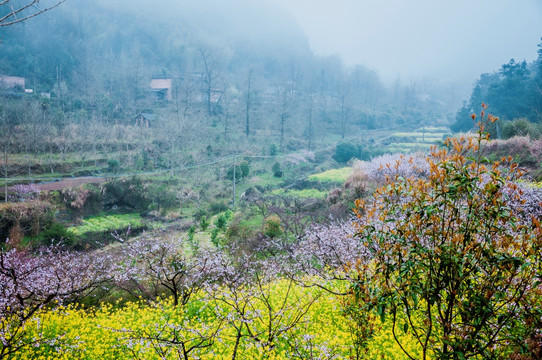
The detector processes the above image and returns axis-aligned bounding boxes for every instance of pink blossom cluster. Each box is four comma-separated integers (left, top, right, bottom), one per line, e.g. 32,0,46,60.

285,221,369,287
0,243,108,313
285,151,315,165
7,184,40,202
0,241,111,357
503,182,542,224
109,235,244,306
356,153,429,184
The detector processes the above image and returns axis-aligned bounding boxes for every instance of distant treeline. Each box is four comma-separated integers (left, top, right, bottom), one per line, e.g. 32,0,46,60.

452,38,542,133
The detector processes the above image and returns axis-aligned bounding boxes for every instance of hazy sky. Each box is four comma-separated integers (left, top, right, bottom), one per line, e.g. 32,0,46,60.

272,0,542,84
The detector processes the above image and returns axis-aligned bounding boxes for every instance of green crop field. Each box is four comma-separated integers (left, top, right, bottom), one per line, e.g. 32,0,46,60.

69,213,144,236
271,188,328,199
309,167,352,183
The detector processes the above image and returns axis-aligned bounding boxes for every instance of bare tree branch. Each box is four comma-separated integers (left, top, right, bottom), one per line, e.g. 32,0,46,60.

0,0,66,28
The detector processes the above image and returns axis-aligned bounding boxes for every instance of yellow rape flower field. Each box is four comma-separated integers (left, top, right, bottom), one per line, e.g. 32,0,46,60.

12,280,422,359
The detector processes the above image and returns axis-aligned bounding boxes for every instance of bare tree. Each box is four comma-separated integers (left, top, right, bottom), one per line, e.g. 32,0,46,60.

245,70,252,137
263,194,327,239
306,87,314,151
0,99,21,202
0,0,66,28
0,136,13,203
199,48,221,117
275,88,292,150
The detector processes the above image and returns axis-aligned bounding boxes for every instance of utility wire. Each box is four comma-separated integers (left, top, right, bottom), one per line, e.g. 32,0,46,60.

4,123,429,184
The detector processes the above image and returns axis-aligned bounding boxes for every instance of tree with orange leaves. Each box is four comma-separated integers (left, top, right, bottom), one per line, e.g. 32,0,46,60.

353,104,542,359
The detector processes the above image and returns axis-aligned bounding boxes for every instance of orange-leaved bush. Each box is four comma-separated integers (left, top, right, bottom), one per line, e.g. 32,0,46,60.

353,104,542,359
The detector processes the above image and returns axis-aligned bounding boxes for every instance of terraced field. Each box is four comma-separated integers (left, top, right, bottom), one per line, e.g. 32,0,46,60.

385,126,451,153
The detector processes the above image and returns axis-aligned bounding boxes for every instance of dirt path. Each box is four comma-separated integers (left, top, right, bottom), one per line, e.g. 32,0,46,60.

34,177,107,191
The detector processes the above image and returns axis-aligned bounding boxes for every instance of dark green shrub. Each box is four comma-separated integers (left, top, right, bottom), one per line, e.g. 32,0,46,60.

531,167,542,182
0,201,55,243
263,216,282,238
208,201,228,214
102,177,151,211
334,143,359,163
199,216,209,231
272,162,282,177
147,184,178,214
502,118,541,139
107,159,120,173
32,222,77,247
214,214,227,231
60,185,102,218
239,161,250,178
226,164,240,181
224,210,233,220
187,225,196,242
193,209,208,221
226,161,250,181
210,228,220,247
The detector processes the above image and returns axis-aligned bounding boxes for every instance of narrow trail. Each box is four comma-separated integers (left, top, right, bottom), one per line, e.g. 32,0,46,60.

33,177,106,191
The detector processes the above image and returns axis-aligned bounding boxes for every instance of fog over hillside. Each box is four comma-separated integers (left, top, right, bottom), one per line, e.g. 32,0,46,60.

274,0,542,85
94,0,312,58
88,0,542,98
1,0,540,119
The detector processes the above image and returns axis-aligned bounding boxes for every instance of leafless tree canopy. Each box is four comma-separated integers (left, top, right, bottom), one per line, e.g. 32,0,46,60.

0,0,66,27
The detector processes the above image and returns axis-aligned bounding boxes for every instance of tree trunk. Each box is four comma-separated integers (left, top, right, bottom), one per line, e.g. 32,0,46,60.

245,71,252,137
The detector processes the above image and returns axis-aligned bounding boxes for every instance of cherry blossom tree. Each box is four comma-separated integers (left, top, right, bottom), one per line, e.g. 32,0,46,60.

0,241,111,358
111,235,222,306
352,109,542,359
204,250,322,359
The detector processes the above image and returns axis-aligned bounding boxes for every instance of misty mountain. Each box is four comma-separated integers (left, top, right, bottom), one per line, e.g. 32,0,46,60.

111,0,312,55
0,0,464,145
0,0,312,87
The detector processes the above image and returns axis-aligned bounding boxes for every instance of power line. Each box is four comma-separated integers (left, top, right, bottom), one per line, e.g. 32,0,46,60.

6,155,237,182
4,123,422,185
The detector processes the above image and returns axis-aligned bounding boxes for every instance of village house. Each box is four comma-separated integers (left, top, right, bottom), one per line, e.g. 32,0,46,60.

134,112,156,127
149,76,172,101
0,75,25,90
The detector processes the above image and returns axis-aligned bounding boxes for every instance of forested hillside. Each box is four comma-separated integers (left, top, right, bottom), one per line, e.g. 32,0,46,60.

0,0,457,143
452,40,542,133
